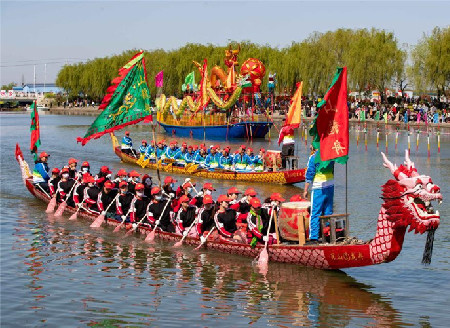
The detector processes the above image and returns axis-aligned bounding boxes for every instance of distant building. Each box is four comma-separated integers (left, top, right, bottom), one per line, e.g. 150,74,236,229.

22,83,64,94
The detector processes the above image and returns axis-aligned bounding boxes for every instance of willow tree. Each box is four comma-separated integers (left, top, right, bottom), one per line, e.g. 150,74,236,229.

409,26,450,99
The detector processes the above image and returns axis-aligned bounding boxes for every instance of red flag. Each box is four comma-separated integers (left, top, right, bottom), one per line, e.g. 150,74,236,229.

316,67,348,162
30,100,41,158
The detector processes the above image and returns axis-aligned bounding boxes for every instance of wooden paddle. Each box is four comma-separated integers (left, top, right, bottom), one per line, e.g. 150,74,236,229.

90,193,119,228
194,227,216,250
113,206,134,233
69,199,86,221
256,206,275,268
54,181,78,217
145,195,172,243
173,216,199,247
151,123,162,187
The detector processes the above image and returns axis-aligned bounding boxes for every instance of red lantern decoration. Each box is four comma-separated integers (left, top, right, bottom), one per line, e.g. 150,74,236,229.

240,58,266,93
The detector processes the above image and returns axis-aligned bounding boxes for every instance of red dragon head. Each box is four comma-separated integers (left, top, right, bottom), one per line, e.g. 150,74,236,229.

381,151,442,234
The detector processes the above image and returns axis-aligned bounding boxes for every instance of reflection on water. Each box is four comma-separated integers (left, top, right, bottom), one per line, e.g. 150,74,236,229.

3,207,405,327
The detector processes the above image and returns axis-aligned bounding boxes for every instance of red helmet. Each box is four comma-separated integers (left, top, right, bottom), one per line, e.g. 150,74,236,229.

128,170,140,177
52,167,60,174
135,183,145,191
270,193,285,202
83,175,95,184
227,187,241,195
244,188,257,196
217,195,232,203
125,131,130,135
179,195,190,203
249,197,262,208
100,166,111,174
68,158,78,165
82,161,90,167
151,186,162,195
203,195,214,205
119,181,128,188
142,139,147,144
203,182,215,191
104,181,114,189
117,169,127,176
164,176,177,184
39,151,50,158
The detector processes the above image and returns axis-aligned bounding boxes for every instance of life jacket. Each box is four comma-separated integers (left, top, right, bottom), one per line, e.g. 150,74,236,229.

233,154,249,170
32,161,50,183
121,136,132,149
219,155,233,170
205,153,220,169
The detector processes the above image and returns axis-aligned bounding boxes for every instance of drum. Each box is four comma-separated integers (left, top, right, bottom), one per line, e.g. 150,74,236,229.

278,201,310,242
265,150,282,169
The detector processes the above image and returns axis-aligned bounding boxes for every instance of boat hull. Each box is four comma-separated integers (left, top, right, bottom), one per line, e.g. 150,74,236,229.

115,146,305,184
25,177,375,270
158,121,272,139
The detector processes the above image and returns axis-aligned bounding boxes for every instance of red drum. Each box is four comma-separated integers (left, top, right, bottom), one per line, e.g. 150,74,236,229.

265,150,282,169
278,201,310,241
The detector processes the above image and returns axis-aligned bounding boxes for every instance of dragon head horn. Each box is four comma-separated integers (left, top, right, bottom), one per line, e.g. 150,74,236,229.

404,149,418,175
382,152,410,181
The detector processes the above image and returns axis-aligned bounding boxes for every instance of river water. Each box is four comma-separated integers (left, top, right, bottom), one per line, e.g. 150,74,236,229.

1,113,449,327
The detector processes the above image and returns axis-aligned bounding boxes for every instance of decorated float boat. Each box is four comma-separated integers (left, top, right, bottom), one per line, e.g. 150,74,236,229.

110,133,306,184
17,144,442,270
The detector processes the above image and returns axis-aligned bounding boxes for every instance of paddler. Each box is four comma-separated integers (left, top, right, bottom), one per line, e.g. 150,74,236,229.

205,145,220,169
194,146,207,167
303,146,335,244
95,166,112,189
156,141,166,160
144,141,156,161
162,176,177,197
227,187,241,210
97,180,119,219
165,140,178,160
233,146,249,171
116,181,134,222
195,194,215,236
139,140,148,160
82,175,100,213
141,174,153,198
127,170,141,194
192,182,215,207
121,131,135,156
73,174,90,207
173,142,188,166
219,147,233,170
129,183,150,226
245,148,255,171
113,169,128,188
213,195,242,241
79,161,91,176
252,148,265,172
237,188,258,219
246,197,266,246
48,167,61,197
56,167,76,207
147,186,175,232
184,145,195,164
278,124,295,168
175,195,198,236
32,151,51,192
68,158,78,179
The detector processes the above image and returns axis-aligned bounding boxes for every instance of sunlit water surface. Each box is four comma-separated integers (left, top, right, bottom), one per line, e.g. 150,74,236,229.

1,113,449,327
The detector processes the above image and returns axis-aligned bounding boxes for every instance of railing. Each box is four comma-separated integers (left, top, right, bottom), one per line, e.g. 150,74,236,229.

157,111,271,126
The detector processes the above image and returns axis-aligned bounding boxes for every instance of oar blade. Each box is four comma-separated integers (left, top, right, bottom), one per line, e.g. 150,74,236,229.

46,197,57,213
90,214,104,228
54,202,67,217
68,212,78,221
113,223,123,233
257,248,269,267
173,240,183,248
145,230,156,243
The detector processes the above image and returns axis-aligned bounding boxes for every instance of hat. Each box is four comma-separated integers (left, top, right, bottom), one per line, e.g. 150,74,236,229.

82,161,90,167
61,167,69,173
151,186,161,195
117,169,127,176
244,188,257,196
270,193,285,202
203,195,214,205
68,158,78,165
203,182,215,191
169,141,177,146
135,183,144,191
100,166,112,174
240,145,246,150
125,131,130,135
142,139,147,144
217,195,232,203
164,176,177,184
51,167,60,174
182,142,187,148
227,187,241,194
39,151,50,158
104,181,114,189
83,175,95,184
188,145,193,150
179,195,190,203
183,182,195,190
128,170,140,177
248,147,253,152
290,194,304,202
193,145,199,151
260,148,266,153
211,145,219,150
250,197,262,208
119,181,128,188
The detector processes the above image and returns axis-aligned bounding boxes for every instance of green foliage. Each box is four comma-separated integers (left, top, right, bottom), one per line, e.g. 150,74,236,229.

409,26,450,97
1,82,16,90
56,28,407,99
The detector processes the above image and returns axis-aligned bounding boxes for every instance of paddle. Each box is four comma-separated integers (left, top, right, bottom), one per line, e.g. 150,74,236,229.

173,215,199,247
194,227,216,250
256,206,275,267
125,210,149,236
69,199,86,221
144,195,172,243
46,195,58,213
90,193,119,228
54,181,78,217
113,205,134,233
151,123,162,187
36,183,51,198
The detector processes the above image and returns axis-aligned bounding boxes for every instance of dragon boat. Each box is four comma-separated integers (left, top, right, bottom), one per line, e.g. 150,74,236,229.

17,144,443,270
110,134,306,184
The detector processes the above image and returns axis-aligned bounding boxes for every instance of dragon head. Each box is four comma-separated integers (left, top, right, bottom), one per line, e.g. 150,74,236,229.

381,151,442,234
225,44,240,68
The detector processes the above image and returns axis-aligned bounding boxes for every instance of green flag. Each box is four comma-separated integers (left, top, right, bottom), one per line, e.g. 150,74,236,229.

77,51,152,146
185,71,195,86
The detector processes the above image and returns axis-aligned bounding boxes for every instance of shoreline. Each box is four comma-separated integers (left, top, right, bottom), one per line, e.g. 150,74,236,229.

4,107,450,132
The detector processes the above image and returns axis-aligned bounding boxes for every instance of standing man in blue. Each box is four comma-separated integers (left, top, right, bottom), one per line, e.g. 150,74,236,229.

121,131,135,157
302,146,334,244
33,151,51,192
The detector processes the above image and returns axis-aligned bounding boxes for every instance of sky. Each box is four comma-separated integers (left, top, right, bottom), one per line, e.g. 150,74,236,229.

1,1,449,86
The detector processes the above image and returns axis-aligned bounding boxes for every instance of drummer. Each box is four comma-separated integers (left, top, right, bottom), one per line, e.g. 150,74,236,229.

33,151,51,192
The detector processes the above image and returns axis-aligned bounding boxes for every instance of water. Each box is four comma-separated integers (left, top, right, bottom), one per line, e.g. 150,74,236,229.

1,113,449,327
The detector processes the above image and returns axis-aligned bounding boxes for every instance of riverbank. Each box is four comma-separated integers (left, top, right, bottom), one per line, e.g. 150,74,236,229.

7,106,450,133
